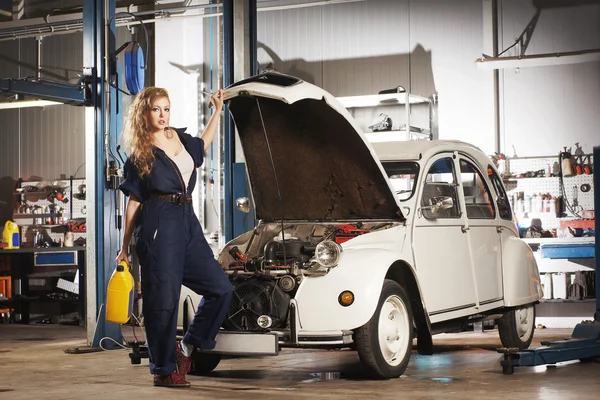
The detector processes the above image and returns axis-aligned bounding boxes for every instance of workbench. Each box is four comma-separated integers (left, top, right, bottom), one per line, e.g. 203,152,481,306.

0,246,86,324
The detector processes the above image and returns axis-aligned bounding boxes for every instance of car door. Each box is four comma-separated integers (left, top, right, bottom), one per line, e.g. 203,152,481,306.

457,156,502,305
413,153,477,315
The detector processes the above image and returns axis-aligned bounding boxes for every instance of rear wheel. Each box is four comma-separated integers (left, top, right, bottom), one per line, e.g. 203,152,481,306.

355,279,413,379
189,352,222,375
498,304,536,350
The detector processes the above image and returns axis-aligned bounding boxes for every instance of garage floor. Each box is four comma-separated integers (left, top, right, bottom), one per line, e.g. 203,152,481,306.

0,324,599,400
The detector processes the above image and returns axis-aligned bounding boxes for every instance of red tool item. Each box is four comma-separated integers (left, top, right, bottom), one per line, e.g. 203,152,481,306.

334,224,371,244
228,246,247,262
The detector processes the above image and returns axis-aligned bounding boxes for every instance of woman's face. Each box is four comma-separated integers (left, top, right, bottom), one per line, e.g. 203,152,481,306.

146,96,170,133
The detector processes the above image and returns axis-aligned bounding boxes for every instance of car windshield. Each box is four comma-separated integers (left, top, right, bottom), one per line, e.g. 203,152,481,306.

382,162,420,201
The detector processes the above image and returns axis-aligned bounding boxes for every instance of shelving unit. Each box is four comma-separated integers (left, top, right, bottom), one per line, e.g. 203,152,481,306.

499,155,596,327
12,178,87,246
336,91,437,142
499,155,595,231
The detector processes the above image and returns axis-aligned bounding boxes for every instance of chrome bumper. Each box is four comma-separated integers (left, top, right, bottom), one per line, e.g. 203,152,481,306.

198,299,354,356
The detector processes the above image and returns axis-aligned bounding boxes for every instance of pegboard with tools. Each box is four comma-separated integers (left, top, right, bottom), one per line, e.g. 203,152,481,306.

498,154,594,232
13,178,87,246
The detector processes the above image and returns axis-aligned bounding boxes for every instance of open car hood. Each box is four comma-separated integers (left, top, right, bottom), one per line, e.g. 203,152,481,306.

224,72,404,222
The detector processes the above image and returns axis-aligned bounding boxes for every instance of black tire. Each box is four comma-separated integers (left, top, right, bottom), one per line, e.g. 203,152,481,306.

354,279,414,379
498,304,536,350
502,365,515,375
189,352,222,375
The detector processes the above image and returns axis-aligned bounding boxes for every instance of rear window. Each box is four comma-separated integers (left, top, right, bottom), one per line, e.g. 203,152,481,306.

488,165,513,221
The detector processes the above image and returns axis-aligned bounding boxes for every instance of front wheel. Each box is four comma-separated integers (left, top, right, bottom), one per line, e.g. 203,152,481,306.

354,279,414,379
498,304,536,350
189,352,222,375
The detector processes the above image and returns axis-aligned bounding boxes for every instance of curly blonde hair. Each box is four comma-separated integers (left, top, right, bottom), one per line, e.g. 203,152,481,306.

122,87,170,178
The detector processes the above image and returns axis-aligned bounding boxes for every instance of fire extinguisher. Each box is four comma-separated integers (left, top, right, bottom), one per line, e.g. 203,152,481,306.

559,147,574,177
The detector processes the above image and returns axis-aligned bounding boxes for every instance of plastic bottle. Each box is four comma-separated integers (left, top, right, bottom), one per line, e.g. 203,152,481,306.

516,198,524,213
524,195,532,213
533,193,543,213
2,221,20,249
106,260,135,324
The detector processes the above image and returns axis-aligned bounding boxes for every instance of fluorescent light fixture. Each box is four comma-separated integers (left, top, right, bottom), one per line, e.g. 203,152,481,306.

0,99,63,110
475,48,600,70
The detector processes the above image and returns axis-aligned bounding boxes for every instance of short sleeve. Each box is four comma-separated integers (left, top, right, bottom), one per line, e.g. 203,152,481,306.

120,159,147,202
176,128,205,168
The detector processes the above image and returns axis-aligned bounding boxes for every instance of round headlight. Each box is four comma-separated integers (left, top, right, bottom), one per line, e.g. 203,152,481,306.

315,240,343,268
257,315,273,329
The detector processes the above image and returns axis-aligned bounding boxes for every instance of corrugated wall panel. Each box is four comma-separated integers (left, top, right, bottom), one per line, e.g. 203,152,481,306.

321,0,410,97
0,109,20,178
258,5,325,88
24,0,83,17
500,1,600,55
257,0,493,151
0,40,21,179
17,33,85,180
409,0,493,152
500,1,600,156
1,25,132,182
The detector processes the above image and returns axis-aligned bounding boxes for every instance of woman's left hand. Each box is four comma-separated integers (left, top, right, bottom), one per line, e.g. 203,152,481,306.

211,89,225,110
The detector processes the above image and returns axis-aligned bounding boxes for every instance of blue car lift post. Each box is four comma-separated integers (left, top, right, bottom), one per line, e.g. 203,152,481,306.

499,145,600,374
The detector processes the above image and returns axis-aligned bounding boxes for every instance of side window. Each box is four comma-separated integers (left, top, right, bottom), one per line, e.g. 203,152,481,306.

459,159,495,219
421,157,461,219
487,165,513,220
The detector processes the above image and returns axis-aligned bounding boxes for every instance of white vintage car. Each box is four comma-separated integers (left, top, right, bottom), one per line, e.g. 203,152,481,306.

181,72,543,379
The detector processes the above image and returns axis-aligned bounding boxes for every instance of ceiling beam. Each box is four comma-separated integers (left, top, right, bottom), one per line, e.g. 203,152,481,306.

12,0,23,20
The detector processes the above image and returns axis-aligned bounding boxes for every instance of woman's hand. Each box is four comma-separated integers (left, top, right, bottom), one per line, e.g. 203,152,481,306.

211,89,224,111
115,248,129,267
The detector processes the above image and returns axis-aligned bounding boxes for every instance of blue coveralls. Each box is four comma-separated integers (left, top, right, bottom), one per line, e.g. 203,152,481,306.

119,128,232,376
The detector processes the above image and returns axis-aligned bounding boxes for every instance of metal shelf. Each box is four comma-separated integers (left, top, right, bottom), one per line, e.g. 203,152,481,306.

336,92,436,141
13,213,58,219
14,191,51,196
337,93,431,108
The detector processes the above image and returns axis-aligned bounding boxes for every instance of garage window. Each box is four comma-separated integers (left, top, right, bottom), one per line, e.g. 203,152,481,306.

459,160,495,219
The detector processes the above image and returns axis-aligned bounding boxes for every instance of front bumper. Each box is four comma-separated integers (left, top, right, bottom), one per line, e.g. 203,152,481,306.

201,329,354,356
199,298,354,356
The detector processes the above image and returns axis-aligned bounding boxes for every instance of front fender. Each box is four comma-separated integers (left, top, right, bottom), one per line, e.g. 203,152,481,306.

294,248,408,331
502,235,543,306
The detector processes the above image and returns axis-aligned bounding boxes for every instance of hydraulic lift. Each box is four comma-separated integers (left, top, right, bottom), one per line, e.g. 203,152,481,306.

0,77,89,105
499,145,600,374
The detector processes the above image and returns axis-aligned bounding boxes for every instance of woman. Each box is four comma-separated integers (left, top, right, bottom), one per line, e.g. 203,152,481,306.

116,87,232,388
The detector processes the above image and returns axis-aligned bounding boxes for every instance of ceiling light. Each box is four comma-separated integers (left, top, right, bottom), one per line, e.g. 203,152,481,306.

0,99,63,110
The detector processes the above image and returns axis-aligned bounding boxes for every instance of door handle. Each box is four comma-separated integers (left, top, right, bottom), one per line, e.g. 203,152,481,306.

461,226,469,233
496,226,504,233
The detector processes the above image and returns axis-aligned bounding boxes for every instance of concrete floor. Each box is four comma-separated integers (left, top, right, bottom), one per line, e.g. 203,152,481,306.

0,324,599,400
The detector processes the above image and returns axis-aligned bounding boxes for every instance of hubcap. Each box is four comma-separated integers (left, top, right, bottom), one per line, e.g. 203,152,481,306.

377,295,410,366
515,305,534,339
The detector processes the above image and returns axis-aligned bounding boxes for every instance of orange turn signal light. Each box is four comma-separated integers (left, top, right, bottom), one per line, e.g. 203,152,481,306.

338,291,354,307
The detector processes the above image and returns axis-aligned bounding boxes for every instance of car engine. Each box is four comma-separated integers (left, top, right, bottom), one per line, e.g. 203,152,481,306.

219,222,378,331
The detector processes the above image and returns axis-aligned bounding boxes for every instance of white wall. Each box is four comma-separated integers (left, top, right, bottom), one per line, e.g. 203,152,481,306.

500,0,600,156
